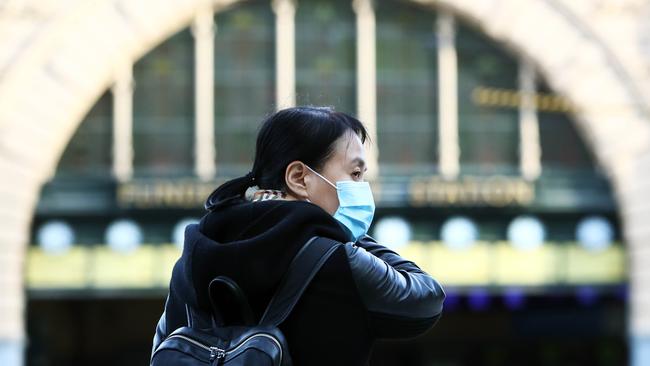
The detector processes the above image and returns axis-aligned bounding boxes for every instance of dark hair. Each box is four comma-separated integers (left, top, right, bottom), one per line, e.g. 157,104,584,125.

205,106,368,210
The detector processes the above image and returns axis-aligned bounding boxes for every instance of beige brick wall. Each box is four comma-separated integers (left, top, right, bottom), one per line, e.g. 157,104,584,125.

421,2,650,349
0,1,242,361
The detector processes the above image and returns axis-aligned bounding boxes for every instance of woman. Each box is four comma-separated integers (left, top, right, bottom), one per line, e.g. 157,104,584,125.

152,106,445,365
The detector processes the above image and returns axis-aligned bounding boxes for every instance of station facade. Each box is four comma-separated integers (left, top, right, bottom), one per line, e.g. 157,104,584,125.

1,0,650,364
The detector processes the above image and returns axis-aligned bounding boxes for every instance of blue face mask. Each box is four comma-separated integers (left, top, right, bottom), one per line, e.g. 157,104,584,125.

306,166,376,241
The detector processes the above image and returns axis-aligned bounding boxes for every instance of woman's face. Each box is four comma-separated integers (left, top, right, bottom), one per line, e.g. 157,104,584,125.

304,132,367,215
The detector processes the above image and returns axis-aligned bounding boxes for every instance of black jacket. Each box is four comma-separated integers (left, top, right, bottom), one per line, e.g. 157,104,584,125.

152,199,445,365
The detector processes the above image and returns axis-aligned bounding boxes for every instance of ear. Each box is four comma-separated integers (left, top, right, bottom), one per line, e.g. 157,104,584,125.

285,161,309,200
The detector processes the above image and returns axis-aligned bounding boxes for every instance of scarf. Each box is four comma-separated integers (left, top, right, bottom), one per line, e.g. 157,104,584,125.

245,186,287,202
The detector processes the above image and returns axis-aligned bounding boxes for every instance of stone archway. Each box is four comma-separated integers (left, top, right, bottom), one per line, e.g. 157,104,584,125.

407,1,650,363
0,0,243,363
0,0,649,364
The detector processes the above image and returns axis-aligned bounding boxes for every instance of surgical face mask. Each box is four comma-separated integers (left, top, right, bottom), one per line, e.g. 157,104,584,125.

306,165,375,241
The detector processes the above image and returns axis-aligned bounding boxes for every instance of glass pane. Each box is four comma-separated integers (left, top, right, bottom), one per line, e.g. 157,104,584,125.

537,81,596,173
376,1,438,174
133,29,194,177
295,0,356,114
457,22,519,175
214,0,275,173
55,92,112,178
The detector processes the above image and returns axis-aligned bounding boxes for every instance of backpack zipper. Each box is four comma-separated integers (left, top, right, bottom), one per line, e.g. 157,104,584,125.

226,333,283,362
210,347,226,363
159,333,283,363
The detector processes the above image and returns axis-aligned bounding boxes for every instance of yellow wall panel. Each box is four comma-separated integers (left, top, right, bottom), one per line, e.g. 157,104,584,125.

565,244,626,284
429,241,491,286
26,247,89,288
493,242,558,285
90,246,157,288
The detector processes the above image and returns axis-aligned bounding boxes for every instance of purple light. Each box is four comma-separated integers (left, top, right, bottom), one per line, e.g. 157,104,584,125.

443,291,460,311
616,285,628,302
503,288,526,310
576,286,598,306
468,289,491,311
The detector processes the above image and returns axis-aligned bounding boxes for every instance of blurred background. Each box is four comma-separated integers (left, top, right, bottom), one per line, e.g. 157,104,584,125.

1,0,650,365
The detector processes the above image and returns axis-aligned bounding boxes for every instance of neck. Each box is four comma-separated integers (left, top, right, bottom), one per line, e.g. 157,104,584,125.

283,192,301,201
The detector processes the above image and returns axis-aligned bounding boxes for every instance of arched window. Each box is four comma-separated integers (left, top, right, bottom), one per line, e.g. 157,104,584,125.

295,0,356,113
54,92,112,178
537,80,596,173
214,0,275,174
457,22,519,175
49,1,611,213
376,0,439,174
374,3,524,177
133,29,195,177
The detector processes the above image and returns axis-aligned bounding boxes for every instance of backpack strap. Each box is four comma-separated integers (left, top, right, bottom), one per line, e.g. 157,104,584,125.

186,277,256,331
259,236,340,327
208,276,255,327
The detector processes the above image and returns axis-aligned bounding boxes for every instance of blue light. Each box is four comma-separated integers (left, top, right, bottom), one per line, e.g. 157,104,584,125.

576,216,613,252
441,216,478,250
105,219,143,254
507,216,545,251
37,221,74,255
373,216,412,251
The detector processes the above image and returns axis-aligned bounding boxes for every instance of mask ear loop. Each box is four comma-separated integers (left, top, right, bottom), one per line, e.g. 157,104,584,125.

303,164,336,205
304,165,337,189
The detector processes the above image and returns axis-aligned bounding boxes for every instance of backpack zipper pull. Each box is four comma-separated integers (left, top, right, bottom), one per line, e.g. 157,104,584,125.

210,347,226,364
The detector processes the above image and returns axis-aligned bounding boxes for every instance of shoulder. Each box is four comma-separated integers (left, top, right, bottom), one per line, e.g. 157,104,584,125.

199,199,350,245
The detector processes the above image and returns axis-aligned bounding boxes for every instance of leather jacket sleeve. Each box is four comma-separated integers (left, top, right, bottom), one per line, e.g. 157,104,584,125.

344,235,445,339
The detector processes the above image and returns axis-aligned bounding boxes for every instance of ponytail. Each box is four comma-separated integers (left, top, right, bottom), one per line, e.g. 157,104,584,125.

204,172,256,210
204,106,368,211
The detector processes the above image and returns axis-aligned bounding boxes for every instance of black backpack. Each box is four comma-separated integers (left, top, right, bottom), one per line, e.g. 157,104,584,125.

151,236,339,366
